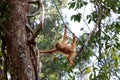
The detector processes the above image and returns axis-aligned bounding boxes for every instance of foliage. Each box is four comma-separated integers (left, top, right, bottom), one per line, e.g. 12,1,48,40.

68,0,120,80
0,0,10,22
0,0,120,79
35,0,70,79
35,0,120,79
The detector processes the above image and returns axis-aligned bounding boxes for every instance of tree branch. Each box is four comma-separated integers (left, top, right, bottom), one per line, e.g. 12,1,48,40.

27,0,44,42
29,21,43,42
28,0,44,18
26,24,35,35
76,0,102,58
95,0,102,63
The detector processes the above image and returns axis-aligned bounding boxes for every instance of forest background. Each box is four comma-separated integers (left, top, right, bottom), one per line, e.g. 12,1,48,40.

0,0,120,80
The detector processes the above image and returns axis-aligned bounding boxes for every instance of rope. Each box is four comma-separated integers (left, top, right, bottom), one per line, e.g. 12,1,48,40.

52,0,74,34
52,0,95,56
52,0,81,41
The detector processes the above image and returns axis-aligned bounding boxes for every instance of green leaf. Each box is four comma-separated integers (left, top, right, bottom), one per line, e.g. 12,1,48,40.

85,67,91,74
50,74,55,79
40,73,45,78
71,13,82,22
75,2,80,10
89,73,93,79
69,2,76,9
83,1,88,5
114,59,118,68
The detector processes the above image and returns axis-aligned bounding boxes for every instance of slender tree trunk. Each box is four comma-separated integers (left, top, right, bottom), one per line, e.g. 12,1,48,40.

2,0,40,80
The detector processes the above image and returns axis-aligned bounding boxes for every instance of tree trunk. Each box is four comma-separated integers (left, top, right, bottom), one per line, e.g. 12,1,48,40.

2,0,40,80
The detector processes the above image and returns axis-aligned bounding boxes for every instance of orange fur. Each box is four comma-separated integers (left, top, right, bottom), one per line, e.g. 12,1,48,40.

40,26,76,67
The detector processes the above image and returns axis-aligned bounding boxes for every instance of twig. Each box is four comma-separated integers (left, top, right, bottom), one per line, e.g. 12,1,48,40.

26,24,35,35
29,21,43,42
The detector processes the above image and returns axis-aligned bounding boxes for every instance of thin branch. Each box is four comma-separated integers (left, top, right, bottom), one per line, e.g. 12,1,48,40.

28,0,44,42
53,0,81,42
26,24,35,35
76,0,102,57
95,0,102,62
28,0,41,17
29,21,43,42
76,25,97,58
82,4,91,32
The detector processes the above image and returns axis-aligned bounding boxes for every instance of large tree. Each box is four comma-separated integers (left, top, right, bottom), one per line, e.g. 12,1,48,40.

0,0,44,80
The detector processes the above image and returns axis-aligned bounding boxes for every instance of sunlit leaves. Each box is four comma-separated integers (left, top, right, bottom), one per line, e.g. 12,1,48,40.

68,0,120,80
84,67,91,74
111,48,119,68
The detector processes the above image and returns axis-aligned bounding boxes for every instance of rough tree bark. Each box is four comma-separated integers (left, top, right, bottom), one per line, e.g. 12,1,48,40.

1,0,41,80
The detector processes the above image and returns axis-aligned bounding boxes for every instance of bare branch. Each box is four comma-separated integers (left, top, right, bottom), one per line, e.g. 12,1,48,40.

28,0,44,18
95,0,102,61
29,21,43,42
26,24,35,35
76,0,102,57
27,0,44,42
